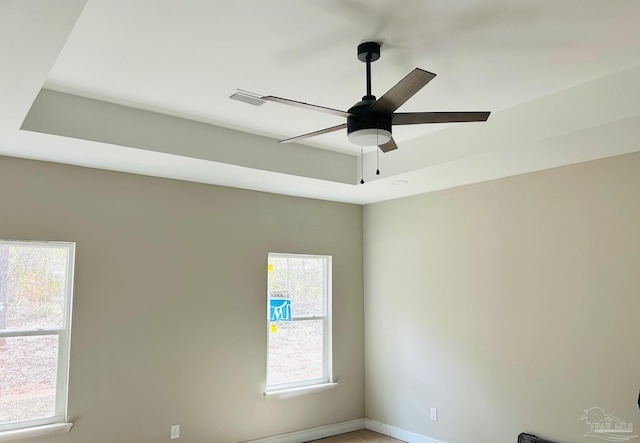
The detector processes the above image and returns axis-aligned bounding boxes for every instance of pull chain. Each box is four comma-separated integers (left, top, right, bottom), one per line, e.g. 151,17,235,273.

376,127,381,176
360,145,365,184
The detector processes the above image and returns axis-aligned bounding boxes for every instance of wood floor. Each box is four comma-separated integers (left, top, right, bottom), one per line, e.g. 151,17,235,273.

307,429,405,442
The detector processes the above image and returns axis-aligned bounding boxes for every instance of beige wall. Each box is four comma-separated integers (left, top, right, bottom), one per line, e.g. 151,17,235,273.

0,156,364,443
5,148,640,443
364,152,640,443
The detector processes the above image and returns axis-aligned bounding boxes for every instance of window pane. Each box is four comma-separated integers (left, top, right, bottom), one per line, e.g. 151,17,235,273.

0,335,59,424
0,245,68,330
268,257,324,317
267,320,323,386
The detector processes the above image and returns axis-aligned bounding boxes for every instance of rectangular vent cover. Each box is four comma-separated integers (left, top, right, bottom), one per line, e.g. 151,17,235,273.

229,89,265,106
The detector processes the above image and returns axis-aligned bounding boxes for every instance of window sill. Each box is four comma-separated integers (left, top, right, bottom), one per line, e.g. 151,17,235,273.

264,382,337,399
0,422,73,441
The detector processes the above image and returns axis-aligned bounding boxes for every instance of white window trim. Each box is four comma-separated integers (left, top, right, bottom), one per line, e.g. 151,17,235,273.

265,253,333,394
264,382,338,399
0,240,75,435
0,422,73,441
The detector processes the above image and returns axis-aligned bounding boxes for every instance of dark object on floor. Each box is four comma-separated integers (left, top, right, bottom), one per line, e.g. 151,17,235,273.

518,432,557,443
637,389,640,410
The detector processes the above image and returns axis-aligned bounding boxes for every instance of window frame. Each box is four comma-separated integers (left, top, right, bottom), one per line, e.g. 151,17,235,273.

0,240,75,434
265,252,333,393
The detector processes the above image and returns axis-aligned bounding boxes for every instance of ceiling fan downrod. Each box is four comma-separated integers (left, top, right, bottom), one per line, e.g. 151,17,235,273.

357,41,380,101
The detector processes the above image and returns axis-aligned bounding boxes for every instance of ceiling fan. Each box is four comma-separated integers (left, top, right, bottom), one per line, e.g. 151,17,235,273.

235,41,490,152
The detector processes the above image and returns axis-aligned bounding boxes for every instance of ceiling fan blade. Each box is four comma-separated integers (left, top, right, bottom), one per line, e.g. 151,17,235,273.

279,123,348,143
378,137,398,153
393,111,491,125
368,68,436,114
262,96,353,118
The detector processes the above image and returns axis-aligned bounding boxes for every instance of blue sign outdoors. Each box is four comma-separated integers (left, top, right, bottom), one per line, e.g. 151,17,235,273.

269,296,291,322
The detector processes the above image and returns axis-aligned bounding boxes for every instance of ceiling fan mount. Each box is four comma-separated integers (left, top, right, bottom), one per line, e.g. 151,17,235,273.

356,41,381,64
239,41,491,153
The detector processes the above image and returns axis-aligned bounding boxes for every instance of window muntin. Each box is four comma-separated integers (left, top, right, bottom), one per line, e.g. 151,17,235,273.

266,253,331,391
0,241,75,433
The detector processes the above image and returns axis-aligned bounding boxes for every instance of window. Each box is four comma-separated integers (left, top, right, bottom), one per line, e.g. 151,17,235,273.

266,253,332,393
0,241,75,434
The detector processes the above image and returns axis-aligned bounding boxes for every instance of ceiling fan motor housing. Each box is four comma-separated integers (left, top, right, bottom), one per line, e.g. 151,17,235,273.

347,99,392,137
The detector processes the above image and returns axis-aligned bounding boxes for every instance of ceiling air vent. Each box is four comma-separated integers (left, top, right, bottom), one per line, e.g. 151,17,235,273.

229,89,265,106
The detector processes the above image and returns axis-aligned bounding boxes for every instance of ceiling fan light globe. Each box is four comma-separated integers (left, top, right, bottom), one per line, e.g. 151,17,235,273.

348,128,392,147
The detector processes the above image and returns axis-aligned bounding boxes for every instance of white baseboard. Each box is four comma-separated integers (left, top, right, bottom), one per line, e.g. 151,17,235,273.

245,418,365,443
365,418,444,443
242,417,443,443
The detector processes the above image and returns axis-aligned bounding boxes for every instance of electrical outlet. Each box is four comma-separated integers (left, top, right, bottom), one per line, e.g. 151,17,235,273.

170,424,180,439
430,407,438,421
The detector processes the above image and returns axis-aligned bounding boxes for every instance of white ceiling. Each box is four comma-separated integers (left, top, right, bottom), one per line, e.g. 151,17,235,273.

2,0,640,204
